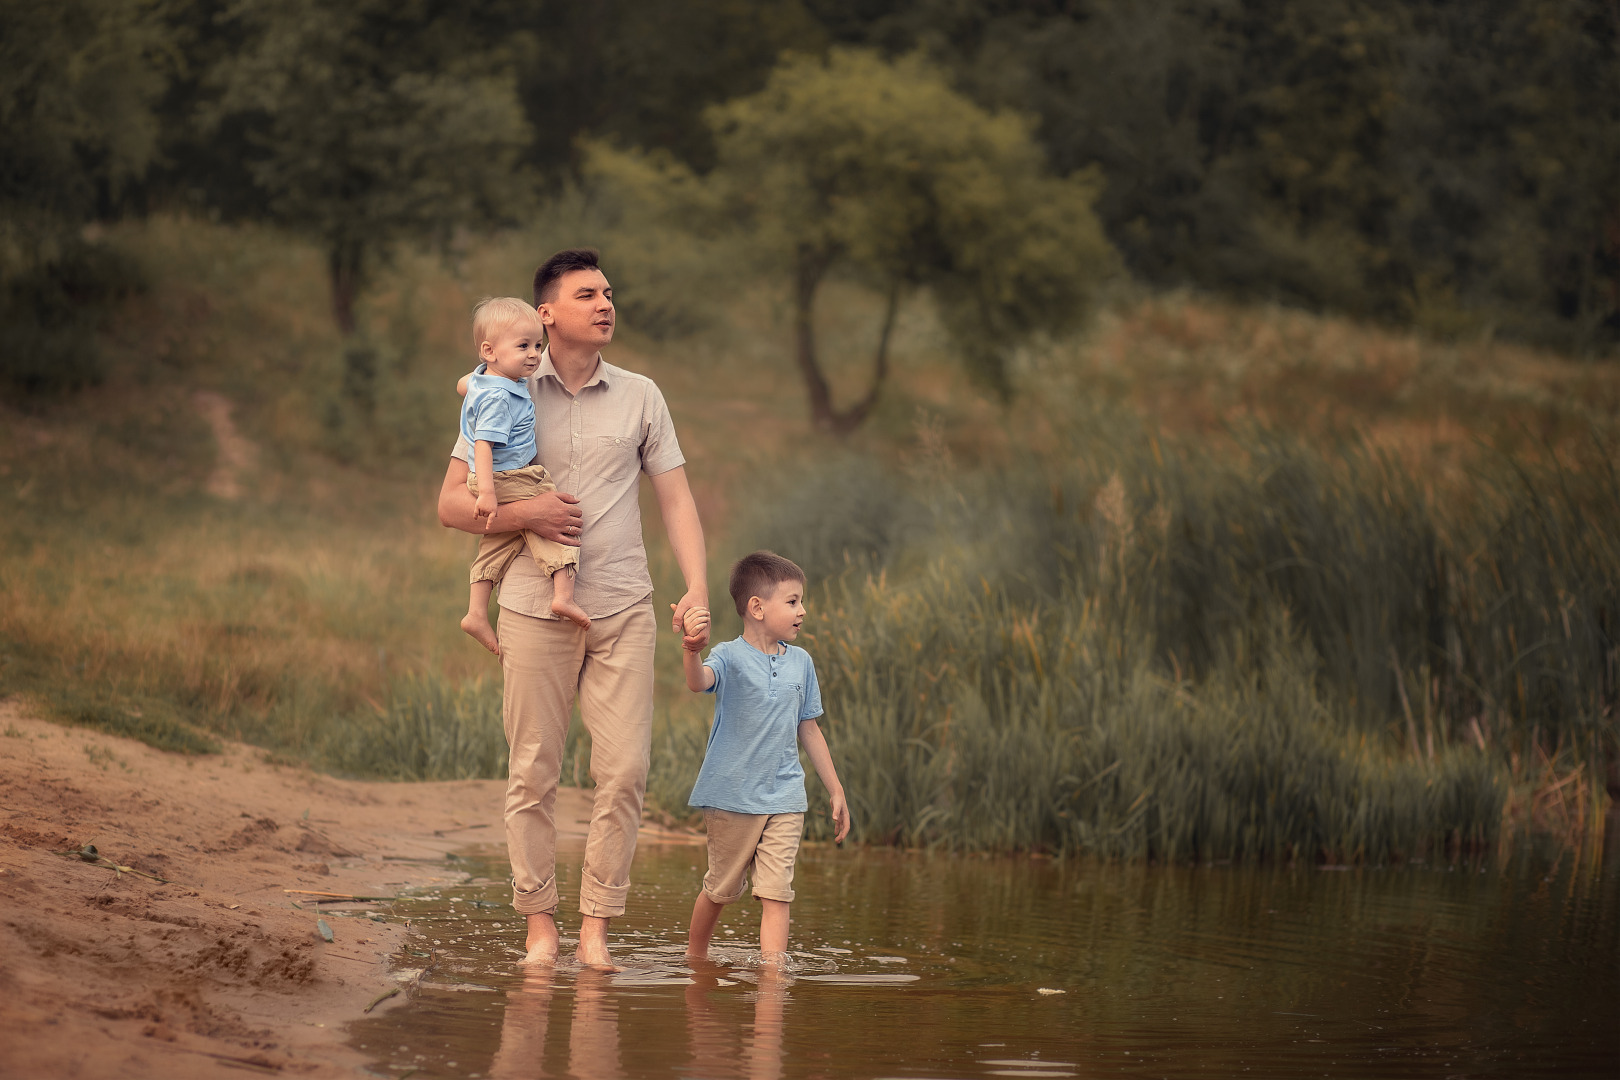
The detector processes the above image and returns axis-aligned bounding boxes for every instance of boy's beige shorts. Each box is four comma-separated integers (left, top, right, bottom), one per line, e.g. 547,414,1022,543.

701,809,805,904
468,463,579,583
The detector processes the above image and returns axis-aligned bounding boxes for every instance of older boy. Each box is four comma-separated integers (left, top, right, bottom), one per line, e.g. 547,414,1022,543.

679,551,850,967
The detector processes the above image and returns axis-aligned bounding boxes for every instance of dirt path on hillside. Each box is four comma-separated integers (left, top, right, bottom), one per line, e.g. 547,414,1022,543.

0,701,696,1078
195,390,255,500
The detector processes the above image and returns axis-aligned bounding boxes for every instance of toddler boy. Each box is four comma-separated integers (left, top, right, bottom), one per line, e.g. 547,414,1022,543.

679,551,850,967
457,296,590,657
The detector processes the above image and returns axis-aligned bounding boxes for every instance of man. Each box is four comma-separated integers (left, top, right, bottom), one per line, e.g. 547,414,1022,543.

438,249,708,968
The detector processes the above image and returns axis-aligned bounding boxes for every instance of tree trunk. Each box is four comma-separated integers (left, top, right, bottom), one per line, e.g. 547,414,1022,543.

793,245,899,434
793,245,837,428
328,241,363,336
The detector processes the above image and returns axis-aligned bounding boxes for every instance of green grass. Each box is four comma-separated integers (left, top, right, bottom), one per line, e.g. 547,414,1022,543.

0,213,1614,855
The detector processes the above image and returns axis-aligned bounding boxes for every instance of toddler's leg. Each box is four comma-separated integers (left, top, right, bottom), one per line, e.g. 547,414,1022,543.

550,566,590,630
462,579,501,656
686,893,726,961
759,899,790,967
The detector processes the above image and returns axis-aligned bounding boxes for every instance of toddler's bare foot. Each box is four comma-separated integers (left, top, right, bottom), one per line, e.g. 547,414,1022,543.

461,614,502,657
522,912,559,965
551,596,591,631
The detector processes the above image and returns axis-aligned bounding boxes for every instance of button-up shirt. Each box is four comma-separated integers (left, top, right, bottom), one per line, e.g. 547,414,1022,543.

451,350,685,620
459,370,536,472
688,638,824,814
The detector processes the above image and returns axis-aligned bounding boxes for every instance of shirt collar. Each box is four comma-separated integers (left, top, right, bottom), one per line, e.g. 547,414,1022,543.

466,370,531,399
534,348,611,392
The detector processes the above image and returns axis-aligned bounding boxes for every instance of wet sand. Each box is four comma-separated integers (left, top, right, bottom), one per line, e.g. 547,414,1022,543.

0,700,691,1077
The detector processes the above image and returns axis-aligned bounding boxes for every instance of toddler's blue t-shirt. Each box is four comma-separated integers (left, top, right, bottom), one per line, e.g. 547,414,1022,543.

688,637,823,815
460,368,537,472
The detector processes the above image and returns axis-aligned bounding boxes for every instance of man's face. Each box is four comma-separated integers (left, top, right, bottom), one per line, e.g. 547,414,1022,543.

540,269,615,350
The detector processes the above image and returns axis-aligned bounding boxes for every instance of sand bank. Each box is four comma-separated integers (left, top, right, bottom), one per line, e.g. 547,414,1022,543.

0,701,691,1077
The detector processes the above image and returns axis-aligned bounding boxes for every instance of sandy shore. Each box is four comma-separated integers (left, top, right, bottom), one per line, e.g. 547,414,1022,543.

0,700,693,1078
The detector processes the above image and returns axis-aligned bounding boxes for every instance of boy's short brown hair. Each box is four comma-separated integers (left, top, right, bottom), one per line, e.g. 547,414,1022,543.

728,551,806,616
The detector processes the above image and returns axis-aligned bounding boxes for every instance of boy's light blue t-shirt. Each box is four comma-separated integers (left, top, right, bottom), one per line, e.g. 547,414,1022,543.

688,637,824,815
460,368,537,472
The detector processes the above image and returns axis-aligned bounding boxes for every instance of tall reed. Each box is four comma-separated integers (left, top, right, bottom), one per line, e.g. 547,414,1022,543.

730,422,1615,859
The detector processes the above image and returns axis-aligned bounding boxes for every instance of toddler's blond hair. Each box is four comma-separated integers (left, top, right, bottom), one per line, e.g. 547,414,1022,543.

472,296,543,355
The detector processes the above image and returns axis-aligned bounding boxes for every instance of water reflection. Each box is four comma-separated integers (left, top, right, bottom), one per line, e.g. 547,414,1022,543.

488,970,551,1080
351,836,1618,1079
686,961,789,1080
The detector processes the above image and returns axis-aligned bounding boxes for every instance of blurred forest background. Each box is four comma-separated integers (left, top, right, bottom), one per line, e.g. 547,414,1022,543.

2,0,1617,860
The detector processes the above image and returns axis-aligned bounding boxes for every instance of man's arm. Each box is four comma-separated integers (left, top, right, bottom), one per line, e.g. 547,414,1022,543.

437,457,582,544
649,465,708,647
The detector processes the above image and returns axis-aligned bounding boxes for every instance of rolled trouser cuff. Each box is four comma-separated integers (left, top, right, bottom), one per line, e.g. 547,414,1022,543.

512,877,559,916
578,869,631,918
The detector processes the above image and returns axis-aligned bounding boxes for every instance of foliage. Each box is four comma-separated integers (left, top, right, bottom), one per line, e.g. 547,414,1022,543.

201,0,535,335
708,419,1616,857
0,0,169,395
833,0,1620,353
586,49,1115,430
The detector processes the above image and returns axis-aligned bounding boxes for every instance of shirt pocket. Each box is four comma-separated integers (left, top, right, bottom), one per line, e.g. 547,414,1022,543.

595,435,639,482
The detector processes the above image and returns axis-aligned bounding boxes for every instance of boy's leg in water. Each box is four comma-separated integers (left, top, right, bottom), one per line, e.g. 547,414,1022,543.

759,899,790,962
686,892,726,960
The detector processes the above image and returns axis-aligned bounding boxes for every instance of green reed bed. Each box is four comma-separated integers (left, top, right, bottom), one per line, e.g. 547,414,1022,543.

713,426,1617,860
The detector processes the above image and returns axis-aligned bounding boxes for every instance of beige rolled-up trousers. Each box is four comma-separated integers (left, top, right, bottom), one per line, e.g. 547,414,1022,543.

499,600,655,917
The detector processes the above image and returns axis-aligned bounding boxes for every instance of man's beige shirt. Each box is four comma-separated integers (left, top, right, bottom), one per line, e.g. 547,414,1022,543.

452,350,685,620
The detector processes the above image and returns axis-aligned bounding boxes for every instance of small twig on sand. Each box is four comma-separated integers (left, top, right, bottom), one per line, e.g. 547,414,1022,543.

284,889,396,902
363,986,400,1012
53,845,181,885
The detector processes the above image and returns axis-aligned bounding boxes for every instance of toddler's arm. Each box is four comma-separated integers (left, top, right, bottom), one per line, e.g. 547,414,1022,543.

474,439,499,526
798,720,850,843
680,607,714,692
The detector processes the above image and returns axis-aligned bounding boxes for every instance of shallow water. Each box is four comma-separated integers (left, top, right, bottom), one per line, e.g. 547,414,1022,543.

348,834,1617,1079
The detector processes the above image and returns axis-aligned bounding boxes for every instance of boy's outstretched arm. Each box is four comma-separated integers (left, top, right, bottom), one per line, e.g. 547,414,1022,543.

681,608,715,692
798,720,850,843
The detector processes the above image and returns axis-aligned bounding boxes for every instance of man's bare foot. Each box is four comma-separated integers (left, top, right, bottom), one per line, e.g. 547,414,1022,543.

551,596,591,630
461,614,502,657
522,912,559,965
575,916,620,971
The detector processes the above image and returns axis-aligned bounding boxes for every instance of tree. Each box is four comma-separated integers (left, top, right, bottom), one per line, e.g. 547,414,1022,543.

0,0,171,394
588,49,1114,432
203,0,534,335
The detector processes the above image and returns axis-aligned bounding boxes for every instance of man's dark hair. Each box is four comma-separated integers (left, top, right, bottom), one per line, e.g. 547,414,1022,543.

533,248,603,306
728,551,806,616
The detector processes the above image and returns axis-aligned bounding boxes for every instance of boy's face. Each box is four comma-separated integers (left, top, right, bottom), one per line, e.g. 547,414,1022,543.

480,317,545,381
750,579,807,642
539,269,615,350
